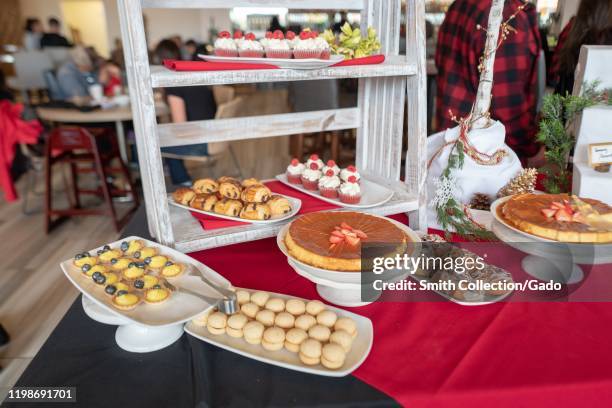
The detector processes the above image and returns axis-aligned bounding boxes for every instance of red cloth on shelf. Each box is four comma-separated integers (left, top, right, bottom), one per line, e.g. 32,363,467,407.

190,180,339,230
187,214,612,407
0,100,42,202
331,54,385,66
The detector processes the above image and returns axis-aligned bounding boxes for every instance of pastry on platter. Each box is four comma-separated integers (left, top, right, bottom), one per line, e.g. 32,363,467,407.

161,261,185,278
190,193,218,212
84,263,106,277
217,176,240,185
73,253,98,268
268,195,292,217
98,248,122,263
242,178,261,188
133,274,159,290
135,247,157,260
146,255,168,269
214,199,244,217
112,291,140,311
499,193,612,243
144,286,171,304
121,239,144,255
173,188,196,205
219,181,242,199
285,211,408,271
110,257,132,271
193,178,219,194
241,184,272,203
104,281,129,296
123,262,146,280
240,203,272,221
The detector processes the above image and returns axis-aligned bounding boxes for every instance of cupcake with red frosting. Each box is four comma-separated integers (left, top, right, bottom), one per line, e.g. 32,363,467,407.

340,165,361,184
301,163,322,191
339,176,361,204
265,30,292,59
293,30,322,59
322,160,340,176
306,154,324,171
238,32,264,58
318,169,341,198
214,31,238,57
286,158,305,184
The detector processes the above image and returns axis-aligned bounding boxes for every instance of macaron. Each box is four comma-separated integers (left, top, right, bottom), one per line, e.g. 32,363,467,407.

255,309,276,327
241,302,260,319
285,299,306,316
251,291,270,307
265,298,285,313
226,313,249,338
306,300,326,316
243,321,265,345
206,312,227,335
274,312,295,329
316,310,337,328
236,290,251,305
294,314,317,331
308,324,331,342
321,343,346,369
334,317,358,338
262,327,285,351
329,329,353,353
284,328,308,353
299,339,322,366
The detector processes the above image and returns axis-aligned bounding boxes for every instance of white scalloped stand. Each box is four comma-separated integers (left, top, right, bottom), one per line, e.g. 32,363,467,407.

490,197,612,285
277,216,421,307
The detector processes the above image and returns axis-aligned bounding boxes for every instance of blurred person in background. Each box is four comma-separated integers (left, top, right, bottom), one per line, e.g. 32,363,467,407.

23,18,43,51
153,39,216,186
554,0,612,95
435,0,541,163
183,39,198,60
269,16,285,32
40,17,71,48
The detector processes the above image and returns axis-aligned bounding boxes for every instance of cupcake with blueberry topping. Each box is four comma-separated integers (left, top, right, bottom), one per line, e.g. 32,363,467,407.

301,163,322,191
286,158,305,184
340,165,361,184
318,169,341,198
238,32,264,58
339,176,362,204
265,30,292,59
293,30,322,59
306,154,324,171
214,31,238,57
322,160,340,176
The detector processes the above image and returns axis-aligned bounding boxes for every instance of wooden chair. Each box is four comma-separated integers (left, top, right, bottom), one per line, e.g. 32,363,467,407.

44,126,139,233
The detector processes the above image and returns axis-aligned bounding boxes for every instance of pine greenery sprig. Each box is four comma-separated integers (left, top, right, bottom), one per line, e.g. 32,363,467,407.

536,81,612,193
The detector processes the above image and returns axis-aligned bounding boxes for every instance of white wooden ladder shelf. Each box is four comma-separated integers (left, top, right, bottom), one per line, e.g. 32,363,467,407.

118,0,427,252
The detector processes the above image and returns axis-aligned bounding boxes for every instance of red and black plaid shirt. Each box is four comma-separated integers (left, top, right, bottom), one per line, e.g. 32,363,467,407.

435,0,542,159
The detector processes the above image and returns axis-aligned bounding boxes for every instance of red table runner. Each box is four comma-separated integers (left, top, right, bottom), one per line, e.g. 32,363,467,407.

187,214,612,407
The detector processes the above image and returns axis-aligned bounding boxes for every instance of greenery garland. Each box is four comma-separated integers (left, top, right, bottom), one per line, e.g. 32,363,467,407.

537,81,612,194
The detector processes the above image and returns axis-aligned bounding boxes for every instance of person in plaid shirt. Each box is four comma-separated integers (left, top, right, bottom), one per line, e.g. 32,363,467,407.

435,0,542,161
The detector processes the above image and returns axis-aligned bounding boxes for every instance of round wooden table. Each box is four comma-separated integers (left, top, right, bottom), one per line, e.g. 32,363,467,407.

37,101,169,163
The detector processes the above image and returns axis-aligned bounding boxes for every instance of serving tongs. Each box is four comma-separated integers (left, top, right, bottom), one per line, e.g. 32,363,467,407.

163,268,238,314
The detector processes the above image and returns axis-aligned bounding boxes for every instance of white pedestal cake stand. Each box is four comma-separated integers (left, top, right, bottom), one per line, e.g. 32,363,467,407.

490,198,612,285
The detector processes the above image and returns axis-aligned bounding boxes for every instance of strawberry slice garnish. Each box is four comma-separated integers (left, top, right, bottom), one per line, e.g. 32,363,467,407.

353,229,368,239
329,235,343,244
331,230,345,238
345,235,361,247
233,30,243,39
555,209,572,222
245,32,256,41
541,208,557,218
340,222,353,230
218,31,231,39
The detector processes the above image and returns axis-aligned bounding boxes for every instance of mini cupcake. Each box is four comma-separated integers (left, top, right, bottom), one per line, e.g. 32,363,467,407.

286,158,305,184
322,160,340,176
306,154,324,171
301,163,322,191
340,165,361,184
339,176,362,204
238,32,264,58
232,30,244,47
318,169,341,198
294,30,322,59
315,34,332,60
214,31,238,57
265,30,292,59
260,31,273,49
286,30,298,49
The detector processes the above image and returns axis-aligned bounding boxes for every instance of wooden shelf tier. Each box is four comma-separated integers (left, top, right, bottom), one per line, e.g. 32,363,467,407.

150,56,416,88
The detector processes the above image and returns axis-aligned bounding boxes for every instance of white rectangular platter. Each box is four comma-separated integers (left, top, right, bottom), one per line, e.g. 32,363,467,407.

168,193,302,225
61,236,231,327
185,289,373,377
276,174,394,209
199,54,344,70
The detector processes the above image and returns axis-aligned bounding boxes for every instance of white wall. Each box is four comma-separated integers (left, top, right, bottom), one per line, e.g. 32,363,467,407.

61,0,110,56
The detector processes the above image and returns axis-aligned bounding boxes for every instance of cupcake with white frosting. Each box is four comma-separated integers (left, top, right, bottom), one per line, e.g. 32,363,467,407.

339,176,361,204
306,154,324,171
301,163,322,191
286,158,305,184
286,31,299,49
238,32,264,58
265,30,292,59
214,31,238,57
315,34,332,60
293,30,322,59
318,169,341,198
322,160,340,176
340,165,361,184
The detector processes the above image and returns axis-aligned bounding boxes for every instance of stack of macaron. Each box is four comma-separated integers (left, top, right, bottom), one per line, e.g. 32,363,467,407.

190,289,358,370
285,154,362,204
213,29,331,60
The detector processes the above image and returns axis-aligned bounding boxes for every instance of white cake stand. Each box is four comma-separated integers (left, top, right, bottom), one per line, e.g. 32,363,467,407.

490,198,612,284
81,296,184,353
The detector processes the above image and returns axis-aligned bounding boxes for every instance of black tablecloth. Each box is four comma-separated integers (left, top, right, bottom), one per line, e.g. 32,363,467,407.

5,208,397,408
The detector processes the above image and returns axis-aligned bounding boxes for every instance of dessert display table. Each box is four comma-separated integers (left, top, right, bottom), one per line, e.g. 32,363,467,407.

10,208,612,407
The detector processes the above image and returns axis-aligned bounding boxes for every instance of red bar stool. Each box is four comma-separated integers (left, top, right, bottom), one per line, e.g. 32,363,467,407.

44,126,139,233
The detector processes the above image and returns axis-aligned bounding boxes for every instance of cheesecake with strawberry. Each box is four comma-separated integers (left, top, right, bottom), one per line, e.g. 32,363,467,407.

499,193,612,243
285,211,409,271
214,31,238,57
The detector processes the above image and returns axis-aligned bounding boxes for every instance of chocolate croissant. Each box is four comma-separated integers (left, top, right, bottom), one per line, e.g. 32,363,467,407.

189,193,219,212
193,178,219,194
213,199,243,217
240,203,272,220
267,195,292,216
241,185,272,203
241,178,261,188
173,188,196,205
219,181,242,199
